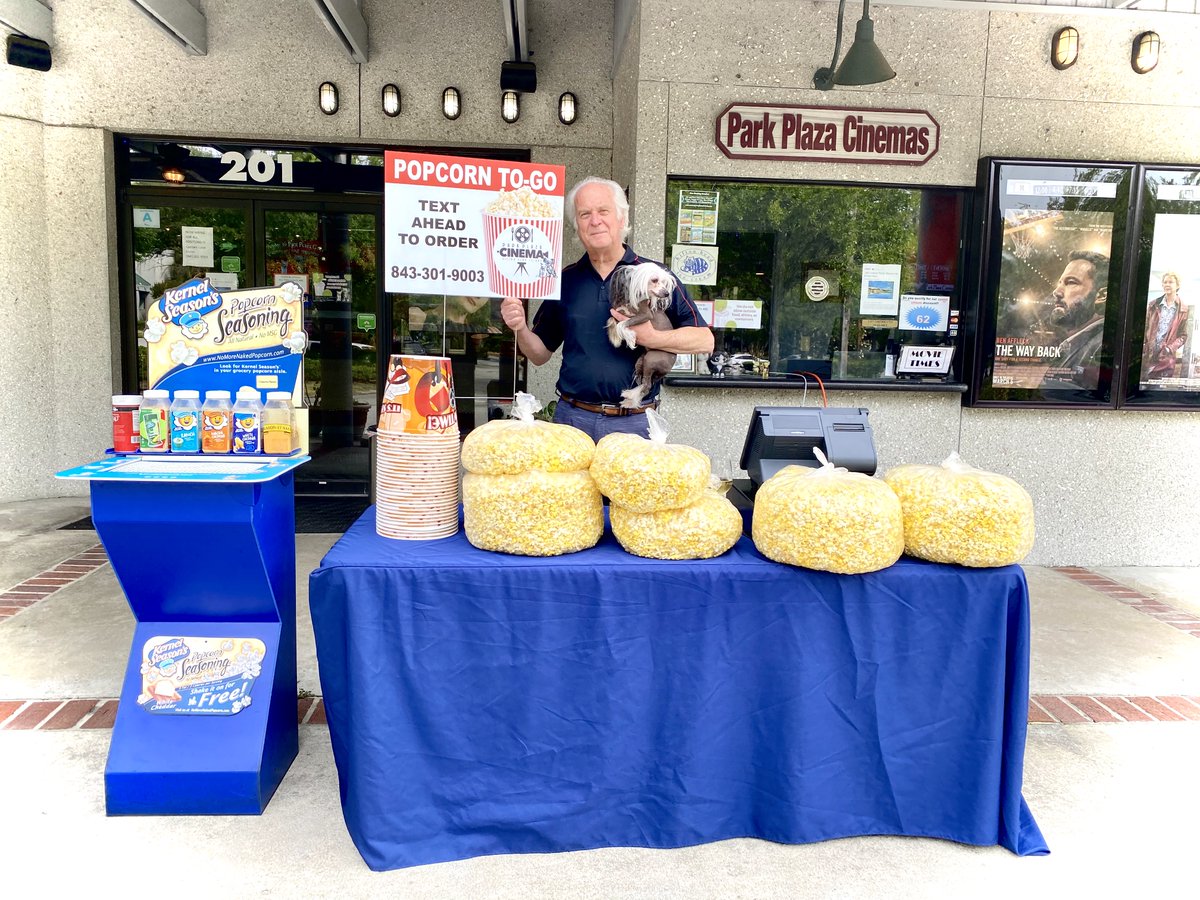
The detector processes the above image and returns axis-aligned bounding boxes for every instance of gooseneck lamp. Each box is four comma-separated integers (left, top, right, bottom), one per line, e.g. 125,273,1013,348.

813,0,896,91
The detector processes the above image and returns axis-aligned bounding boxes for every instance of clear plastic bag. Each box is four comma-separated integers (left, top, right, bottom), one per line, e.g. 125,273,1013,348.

463,469,603,556
883,452,1035,567
461,392,595,475
610,489,743,560
589,409,711,513
752,449,904,574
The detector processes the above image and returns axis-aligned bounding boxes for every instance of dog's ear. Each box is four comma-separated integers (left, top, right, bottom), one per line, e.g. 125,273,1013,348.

609,266,631,310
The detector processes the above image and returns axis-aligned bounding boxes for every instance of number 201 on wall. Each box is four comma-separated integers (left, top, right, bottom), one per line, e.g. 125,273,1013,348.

219,151,294,184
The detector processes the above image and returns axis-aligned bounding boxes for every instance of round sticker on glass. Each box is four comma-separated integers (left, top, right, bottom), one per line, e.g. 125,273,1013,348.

805,275,830,301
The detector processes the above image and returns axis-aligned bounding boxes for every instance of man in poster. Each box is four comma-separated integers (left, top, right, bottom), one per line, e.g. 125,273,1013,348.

1141,271,1188,382
1046,250,1108,389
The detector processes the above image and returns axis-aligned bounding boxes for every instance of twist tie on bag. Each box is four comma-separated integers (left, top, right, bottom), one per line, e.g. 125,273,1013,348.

810,446,849,477
508,391,542,424
940,450,980,475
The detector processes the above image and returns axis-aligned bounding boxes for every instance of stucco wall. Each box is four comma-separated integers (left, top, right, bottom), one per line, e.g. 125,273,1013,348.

632,1,1200,565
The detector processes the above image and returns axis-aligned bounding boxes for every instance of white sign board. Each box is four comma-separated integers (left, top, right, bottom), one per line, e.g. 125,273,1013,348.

859,263,901,316
898,294,950,332
896,345,954,375
384,151,566,300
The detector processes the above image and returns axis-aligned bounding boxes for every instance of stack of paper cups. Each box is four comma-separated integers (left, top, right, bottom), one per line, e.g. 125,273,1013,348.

376,355,461,540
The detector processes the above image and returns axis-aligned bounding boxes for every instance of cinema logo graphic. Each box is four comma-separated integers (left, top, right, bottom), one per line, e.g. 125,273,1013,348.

715,103,940,166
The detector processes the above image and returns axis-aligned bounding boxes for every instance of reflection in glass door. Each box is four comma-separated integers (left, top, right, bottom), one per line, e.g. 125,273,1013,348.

263,206,379,496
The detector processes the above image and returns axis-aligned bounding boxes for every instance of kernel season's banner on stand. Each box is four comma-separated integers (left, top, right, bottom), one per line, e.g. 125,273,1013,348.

384,151,566,300
145,277,308,397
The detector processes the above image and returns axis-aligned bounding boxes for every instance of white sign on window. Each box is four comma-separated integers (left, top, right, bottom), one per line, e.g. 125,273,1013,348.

180,226,214,268
859,263,901,316
671,244,719,285
133,208,160,229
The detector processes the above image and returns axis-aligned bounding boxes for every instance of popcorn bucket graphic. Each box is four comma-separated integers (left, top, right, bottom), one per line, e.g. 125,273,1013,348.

482,212,562,298
378,355,459,435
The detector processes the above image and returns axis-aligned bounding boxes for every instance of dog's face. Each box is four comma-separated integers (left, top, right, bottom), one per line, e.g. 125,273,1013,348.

611,262,677,315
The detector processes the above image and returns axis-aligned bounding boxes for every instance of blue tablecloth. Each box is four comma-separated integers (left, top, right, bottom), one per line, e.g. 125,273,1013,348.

310,507,1048,870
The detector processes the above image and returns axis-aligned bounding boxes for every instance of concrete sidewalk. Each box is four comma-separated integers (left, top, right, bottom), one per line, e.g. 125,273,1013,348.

2,497,1198,898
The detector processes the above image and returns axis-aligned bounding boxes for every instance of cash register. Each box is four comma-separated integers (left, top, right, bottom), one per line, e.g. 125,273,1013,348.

729,406,878,509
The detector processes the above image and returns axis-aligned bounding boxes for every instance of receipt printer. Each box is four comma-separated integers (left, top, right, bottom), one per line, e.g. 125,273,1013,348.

739,406,877,492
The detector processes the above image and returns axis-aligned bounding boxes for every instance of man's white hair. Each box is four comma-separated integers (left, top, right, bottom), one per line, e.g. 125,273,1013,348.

565,176,631,241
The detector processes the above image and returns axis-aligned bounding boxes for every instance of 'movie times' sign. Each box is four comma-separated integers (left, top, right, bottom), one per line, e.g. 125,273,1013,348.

715,103,940,166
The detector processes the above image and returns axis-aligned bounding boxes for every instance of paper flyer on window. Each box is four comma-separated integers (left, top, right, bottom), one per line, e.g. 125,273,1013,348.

384,151,566,300
859,263,901,315
144,277,308,398
676,190,719,245
671,244,719,285
139,636,266,716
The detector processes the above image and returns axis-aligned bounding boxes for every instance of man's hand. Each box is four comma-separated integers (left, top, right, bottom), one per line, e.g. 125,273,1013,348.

501,296,527,333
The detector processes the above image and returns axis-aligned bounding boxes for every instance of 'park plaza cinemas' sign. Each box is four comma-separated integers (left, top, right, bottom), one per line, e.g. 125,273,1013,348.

715,103,940,166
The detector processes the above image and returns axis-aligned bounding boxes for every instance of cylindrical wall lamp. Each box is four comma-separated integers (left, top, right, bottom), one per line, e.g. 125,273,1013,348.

382,84,401,117
1132,31,1160,74
1051,26,1079,70
442,87,461,120
319,81,339,115
558,91,578,125
501,90,520,123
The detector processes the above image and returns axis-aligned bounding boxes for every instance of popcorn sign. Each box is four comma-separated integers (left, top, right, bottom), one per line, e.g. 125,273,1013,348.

144,277,307,398
384,151,566,299
139,636,267,716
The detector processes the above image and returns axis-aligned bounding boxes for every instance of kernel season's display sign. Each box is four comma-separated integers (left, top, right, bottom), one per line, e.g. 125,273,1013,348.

715,103,940,166
145,277,308,396
384,151,566,300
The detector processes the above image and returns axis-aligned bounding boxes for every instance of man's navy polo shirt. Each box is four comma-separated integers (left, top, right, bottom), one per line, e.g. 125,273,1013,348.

531,245,705,405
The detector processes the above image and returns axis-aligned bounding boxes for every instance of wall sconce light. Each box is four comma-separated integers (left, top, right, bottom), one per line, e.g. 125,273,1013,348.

813,0,895,90
558,92,578,125
442,87,461,120
382,83,401,117
501,90,520,124
1132,31,1160,74
319,81,339,115
1051,26,1079,70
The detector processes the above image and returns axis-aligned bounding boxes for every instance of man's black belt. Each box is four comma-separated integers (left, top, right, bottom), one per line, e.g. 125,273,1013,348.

558,394,659,417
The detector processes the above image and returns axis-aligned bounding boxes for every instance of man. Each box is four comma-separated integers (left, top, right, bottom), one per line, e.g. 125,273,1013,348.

500,177,714,439
1045,250,1108,389
1141,271,1187,381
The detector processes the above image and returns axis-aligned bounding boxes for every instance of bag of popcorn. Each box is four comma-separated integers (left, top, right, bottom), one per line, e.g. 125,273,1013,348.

752,449,904,574
461,393,595,474
463,469,603,556
589,410,711,513
461,393,602,555
883,452,1035,567
610,489,743,560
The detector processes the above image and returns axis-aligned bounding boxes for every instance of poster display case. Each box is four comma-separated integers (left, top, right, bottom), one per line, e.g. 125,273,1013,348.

1121,166,1200,409
968,159,1134,407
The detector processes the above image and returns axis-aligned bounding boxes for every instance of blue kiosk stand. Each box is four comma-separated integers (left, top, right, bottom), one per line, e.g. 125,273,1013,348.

56,454,309,815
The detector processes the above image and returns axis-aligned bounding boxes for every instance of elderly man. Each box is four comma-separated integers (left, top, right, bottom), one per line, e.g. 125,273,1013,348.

500,176,714,439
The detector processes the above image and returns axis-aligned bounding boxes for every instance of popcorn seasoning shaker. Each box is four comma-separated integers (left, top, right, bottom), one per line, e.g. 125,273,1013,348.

138,389,171,453
261,392,297,455
201,390,234,453
169,389,202,453
232,386,263,455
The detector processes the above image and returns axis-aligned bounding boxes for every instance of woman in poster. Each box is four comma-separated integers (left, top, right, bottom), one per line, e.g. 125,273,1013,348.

1141,271,1187,381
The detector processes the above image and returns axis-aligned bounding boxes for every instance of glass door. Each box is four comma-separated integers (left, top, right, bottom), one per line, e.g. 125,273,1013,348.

261,202,381,496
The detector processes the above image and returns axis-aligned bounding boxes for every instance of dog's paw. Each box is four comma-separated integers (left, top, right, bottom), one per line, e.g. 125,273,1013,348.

605,319,623,348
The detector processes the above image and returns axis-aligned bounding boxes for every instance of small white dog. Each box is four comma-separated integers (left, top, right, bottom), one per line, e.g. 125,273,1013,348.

606,262,678,408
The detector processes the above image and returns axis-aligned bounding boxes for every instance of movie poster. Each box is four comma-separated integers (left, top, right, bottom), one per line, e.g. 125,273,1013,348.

1138,213,1200,392
991,208,1115,391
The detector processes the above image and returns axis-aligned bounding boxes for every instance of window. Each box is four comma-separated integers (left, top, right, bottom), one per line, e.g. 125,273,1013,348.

666,178,967,382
